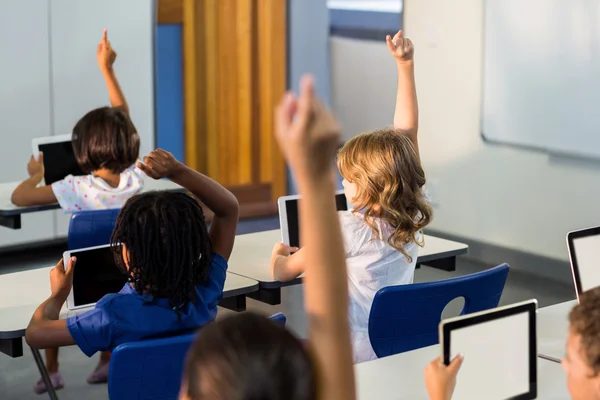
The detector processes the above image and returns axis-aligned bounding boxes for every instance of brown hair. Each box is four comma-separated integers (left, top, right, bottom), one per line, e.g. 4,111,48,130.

183,312,316,400
72,106,139,174
570,286,600,375
337,129,432,261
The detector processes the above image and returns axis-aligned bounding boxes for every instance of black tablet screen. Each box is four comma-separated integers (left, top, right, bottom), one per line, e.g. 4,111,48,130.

39,141,85,185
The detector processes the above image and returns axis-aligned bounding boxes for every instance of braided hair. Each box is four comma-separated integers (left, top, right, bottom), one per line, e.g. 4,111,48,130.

110,191,212,310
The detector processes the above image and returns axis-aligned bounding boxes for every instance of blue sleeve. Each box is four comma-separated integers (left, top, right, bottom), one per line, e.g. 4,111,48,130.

207,253,228,295
66,308,113,357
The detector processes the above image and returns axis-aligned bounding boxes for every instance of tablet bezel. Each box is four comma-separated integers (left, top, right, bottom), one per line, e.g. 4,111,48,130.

32,134,73,186
439,299,538,400
567,226,600,301
63,243,123,310
277,190,347,246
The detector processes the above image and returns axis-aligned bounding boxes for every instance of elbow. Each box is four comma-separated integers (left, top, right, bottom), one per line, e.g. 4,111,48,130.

11,190,28,207
25,326,44,349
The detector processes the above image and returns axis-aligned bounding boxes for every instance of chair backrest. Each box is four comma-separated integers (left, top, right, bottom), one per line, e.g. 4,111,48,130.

108,313,287,400
68,209,120,250
368,263,509,358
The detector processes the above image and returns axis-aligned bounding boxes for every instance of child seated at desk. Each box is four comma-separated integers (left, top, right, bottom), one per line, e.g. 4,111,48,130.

12,30,148,393
425,287,600,400
270,30,432,364
180,75,355,400
24,149,239,394
11,29,143,210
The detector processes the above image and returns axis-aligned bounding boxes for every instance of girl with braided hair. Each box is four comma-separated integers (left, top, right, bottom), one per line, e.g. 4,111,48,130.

25,149,240,392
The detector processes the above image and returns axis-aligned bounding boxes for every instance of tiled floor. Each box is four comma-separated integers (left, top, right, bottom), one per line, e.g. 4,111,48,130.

0,217,575,399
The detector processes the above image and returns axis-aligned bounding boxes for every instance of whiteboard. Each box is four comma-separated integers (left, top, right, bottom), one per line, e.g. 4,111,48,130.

50,0,156,158
482,0,600,159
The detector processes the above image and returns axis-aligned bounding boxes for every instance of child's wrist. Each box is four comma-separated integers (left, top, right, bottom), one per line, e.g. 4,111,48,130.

396,59,414,68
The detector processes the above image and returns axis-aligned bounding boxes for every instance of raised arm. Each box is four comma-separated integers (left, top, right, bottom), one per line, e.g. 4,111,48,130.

97,29,129,115
275,76,355,400
386,30,419,157
26,258,76,349
138,149,239,260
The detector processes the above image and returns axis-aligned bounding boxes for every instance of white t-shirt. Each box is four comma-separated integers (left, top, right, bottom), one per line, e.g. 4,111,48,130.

339,210,421,364
51,164,145,212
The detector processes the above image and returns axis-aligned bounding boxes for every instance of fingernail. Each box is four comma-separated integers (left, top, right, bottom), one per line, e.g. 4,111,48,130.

71,256,77,262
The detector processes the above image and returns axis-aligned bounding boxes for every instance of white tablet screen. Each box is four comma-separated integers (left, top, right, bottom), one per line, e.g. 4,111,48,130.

573,234,600,292
450,312,530,400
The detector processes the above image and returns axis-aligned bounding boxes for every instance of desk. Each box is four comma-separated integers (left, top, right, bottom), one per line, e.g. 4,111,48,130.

228,230,469,305
0,267,259,358
355,345,568,399
0,178,184,229
537,300,575,363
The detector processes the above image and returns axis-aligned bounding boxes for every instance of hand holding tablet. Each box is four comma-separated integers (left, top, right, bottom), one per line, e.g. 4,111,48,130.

32,134,84,185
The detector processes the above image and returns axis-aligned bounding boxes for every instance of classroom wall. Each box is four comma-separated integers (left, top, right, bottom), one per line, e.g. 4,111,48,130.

330,0,600,275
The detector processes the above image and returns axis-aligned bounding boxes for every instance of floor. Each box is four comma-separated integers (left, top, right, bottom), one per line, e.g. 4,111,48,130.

0,217,575,400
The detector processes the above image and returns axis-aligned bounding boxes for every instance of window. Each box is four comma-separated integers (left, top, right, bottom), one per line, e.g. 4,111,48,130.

328,0,403,40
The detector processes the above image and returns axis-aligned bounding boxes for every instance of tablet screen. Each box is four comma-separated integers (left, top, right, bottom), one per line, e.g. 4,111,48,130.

285,193,348,248
39,141,84,184
71,246,127,307
448,312,531,400
572,234,600,292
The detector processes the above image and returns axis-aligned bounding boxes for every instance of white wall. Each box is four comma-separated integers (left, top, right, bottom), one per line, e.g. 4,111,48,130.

330,0,600,263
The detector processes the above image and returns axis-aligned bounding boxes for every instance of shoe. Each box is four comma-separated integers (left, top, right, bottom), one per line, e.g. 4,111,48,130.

33,372,64,395
86,361,109,384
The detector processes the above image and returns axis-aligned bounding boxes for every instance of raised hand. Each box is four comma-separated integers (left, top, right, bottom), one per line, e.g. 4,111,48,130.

97,29,117,72
386,30,414,64
27,152,44,179
138,149,183,180
275,75,341,178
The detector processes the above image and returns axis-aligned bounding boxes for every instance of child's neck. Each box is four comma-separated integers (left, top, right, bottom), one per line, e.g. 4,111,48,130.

93,168,121,188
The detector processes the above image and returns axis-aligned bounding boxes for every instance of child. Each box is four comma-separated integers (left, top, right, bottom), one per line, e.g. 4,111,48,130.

425,287,600,400
25,149,239,394
11,29,142,210
180,76,355,400
13,29,145,394
270,30,432,363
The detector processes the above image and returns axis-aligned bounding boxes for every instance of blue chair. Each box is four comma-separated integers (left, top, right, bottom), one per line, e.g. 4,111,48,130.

368,263,509,358
68,209,120,250
108,313,287,400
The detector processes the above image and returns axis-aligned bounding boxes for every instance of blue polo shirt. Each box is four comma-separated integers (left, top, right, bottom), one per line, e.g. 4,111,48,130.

66,253,227,357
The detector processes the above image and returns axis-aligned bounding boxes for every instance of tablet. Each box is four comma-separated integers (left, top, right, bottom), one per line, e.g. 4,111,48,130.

32,134,84,185
567,226,600,300
439,300,537,400
63,244,127,310
278,190,348,247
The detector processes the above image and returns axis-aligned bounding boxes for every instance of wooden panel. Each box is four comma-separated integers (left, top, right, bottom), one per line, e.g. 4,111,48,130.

158,0,183,24
258,0,287,200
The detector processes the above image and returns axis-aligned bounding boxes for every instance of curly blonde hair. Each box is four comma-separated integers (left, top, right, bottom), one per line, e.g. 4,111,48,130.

337,129,432,262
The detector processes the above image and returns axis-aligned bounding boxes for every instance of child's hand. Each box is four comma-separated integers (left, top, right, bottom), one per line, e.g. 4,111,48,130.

271,243,298,261
275,75,341,178
27,152,44,179
138,149,184,180
424,355,463,400
386,30,414,64
97,29,117,72
50,257,76,301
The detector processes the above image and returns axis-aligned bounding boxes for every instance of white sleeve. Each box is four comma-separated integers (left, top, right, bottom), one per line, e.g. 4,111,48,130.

51,175,84,212
338,211,357,256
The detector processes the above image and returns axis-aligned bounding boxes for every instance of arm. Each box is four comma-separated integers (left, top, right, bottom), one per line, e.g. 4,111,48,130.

11,154,57,206
97,29,129,114
387,30,419,157
275,77,355,400
138,149,240,260
271,245,306,281
26,258,76,349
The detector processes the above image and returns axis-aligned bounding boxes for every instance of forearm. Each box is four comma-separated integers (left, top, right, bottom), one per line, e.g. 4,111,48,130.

393,61,418,135
102,67,129,114
170,165,239,218
272,254,305,281
11,174,43,206
26,295,68,348
298,171,355,399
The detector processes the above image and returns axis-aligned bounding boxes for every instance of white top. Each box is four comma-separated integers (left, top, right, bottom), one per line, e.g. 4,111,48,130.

50,164,145,212
355,344,568,399
340,210,420,363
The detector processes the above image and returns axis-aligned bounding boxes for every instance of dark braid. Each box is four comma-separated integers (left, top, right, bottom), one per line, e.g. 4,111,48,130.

110,191,212,310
